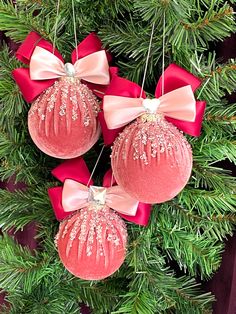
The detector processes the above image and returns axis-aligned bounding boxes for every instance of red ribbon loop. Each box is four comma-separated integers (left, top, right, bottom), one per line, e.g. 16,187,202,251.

48,158,151,225
155,64,206,137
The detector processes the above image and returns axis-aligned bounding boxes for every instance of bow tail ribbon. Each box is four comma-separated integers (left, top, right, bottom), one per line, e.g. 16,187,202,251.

13,68,55,103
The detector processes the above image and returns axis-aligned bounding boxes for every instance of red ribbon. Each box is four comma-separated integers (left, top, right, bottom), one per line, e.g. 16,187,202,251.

12,31,114,102
48,158,151,226
100,63,206,145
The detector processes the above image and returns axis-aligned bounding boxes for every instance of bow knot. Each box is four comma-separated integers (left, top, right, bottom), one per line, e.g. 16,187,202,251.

64,63,76,77
143,98,161,114
88,186,107,205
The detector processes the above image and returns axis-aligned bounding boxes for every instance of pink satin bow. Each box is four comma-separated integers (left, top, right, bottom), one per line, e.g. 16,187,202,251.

62,179,139,216
48,157,151,225
30,46,110,85
12,32,112,102
100,64,206,145
103,85,196,129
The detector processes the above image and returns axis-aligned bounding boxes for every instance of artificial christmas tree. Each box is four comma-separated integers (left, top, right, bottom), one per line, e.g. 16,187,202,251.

0,1,235,313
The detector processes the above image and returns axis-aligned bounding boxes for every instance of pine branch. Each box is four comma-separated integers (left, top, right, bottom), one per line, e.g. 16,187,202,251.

171,3,234,49
156,206,224,278
193,139,236,164
192,164,236,192
181,6,233,31
173,278,214,314
133,0,191,22
0,186,55,232
161,201,235,242
0,0,47,41
6,277,82,314
0,46,27,122
0,0,235,313
191,54,236,102
0,234,53,293
112,239,214,313
0,127,54,185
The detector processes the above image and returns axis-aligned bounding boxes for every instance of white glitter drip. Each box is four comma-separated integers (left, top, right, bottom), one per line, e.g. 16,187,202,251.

56,205,127,259
112,115,192,167
59,83,68,116
29,78,100,126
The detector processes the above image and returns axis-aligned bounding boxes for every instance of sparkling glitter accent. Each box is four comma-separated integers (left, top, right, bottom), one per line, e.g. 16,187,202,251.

140,112,163,122
88,186,106,205
111,115,192,167
60,81,68,116
29,77,100,126
56,205,127,261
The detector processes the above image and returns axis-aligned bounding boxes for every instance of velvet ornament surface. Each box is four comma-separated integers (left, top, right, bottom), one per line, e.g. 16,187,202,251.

111,115,192,204
56,205,127,280
28,77,100,159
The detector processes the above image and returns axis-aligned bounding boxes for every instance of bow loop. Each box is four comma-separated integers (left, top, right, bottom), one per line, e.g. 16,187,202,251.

30,46,65,80
62,180,89,212
155,63,202,98
15,31,63,65
71,32,109,62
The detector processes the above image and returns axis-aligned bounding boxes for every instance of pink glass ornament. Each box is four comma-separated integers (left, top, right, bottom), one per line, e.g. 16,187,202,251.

28,77,100,159
111,114,192,204
55,205,127,280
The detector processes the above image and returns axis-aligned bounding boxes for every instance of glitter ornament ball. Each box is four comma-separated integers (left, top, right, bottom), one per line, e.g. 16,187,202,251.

111,114,192,204
55,205,127,280
28,77,100,159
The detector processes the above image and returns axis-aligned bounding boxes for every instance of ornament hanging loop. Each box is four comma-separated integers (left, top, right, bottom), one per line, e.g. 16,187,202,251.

139,9,166,98
72,0,79,60
52,0,61,55
87,145,105,187
52,0,79,60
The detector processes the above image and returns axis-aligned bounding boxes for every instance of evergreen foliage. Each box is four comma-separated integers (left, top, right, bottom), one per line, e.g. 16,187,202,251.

0,0,235,313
